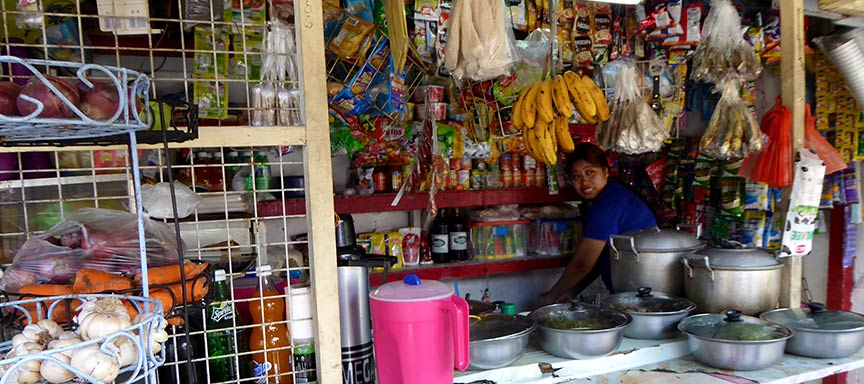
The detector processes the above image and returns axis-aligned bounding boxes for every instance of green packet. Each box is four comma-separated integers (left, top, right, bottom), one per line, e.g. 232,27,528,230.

193,79,228,120
194,26,230,79
233,25,265,81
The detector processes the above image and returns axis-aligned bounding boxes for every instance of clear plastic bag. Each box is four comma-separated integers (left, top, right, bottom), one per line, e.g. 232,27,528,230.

0,208,185,293
599,61,667,154
142,182,203,219
444,0,519,81
691,0,762,83
699,79,761,160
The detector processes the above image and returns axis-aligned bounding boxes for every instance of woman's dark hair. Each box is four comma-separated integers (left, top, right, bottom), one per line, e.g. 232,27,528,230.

565,142,609,172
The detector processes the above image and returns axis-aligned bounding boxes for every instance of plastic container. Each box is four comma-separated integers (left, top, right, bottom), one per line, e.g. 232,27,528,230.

469,219,529,260
529,218,580,256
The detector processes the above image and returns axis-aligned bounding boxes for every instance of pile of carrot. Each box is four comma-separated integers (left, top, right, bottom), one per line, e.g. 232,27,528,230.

15,262,210,324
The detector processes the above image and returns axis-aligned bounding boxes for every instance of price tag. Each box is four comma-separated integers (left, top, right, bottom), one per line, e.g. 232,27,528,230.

96,0,158,35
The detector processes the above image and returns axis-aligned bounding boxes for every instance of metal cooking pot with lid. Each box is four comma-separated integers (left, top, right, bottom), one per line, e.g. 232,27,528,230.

469,314,536,370
530,300,631,359
601,287,696,339
683,248,783,315
610,227,704,295
678,310,793,371
761,302,864,358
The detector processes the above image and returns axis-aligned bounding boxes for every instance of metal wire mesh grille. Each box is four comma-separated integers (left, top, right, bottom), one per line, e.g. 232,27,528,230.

0,145,315,383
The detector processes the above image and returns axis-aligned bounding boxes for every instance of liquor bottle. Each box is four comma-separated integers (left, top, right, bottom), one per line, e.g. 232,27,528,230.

449,208,469,261
249,265,293,384
194,151,212,192
430,210,451,263
206,269,239,382
158,324,206,383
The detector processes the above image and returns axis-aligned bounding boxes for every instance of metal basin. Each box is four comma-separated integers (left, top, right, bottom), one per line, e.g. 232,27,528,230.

761,303,864,358
602,287,696,339
530,301,631,359
679,310,793,371
469,314,535,370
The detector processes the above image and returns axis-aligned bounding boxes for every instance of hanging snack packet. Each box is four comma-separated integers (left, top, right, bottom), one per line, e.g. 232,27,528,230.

572,3,593,67
329,15,375,59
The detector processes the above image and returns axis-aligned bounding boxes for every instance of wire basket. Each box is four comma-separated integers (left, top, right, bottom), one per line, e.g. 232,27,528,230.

0,294,166,384
0,57,150,143
455,76,519,140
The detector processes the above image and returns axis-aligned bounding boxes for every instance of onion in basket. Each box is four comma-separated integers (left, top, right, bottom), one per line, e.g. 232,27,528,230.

16,75,79,118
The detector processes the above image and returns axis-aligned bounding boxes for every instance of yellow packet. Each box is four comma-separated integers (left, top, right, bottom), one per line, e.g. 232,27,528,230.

329,15,375,59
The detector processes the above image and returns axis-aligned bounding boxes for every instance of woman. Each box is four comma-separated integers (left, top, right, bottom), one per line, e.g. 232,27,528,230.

537,142,657,307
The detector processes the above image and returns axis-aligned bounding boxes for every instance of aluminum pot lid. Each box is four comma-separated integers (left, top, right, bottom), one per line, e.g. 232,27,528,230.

601,287,696,314
612,228,703,253
686,248,783,271
761,303,864,332
529,300,631,331
469,314,535,342
370,274,453,303
679,310,792,341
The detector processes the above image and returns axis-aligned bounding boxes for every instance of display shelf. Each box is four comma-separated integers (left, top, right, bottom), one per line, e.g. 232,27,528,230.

257,187,580,217
368,255,568,287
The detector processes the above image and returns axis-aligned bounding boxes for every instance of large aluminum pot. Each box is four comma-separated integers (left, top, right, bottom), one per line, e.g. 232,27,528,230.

678,310,793,371
761,302,864,358
469,314,535,370
683,248,783,315
530,300,631,359
601,287,696,339
610,227,704,296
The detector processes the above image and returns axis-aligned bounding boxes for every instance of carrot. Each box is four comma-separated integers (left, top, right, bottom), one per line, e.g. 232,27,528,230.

166,317,185,326
19,284,73,297
134,262,209,286
72,269,133,294
48,298,85,323
147,289,177,316
164,276,209,304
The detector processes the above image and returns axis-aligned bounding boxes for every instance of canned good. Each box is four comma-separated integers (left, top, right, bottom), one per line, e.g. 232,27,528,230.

502,168,514,188
459,158,472,170
513,168,523,188
391,168,403,191
500,154,513,170
473,159,487,171
511,153,522,171
525,168,536,188
450,158,460,170
470,169,485,190
373,171,387,192
457,169,470,190
524,155,537,170
447,170,458,190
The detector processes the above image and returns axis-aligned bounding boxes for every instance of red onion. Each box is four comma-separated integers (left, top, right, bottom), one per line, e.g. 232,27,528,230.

17,75,79,118
78,79,121,120
0,81,21,116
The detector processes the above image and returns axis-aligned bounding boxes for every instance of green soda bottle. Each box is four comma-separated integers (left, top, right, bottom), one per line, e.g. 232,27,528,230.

206,269,239,382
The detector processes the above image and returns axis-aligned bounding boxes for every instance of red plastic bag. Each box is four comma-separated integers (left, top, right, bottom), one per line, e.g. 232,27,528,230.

739,97,792,187
804,105,846,175
0,208,184,293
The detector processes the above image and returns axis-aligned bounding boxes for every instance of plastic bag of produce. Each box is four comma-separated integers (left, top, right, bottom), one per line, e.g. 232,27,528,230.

0,208,184,292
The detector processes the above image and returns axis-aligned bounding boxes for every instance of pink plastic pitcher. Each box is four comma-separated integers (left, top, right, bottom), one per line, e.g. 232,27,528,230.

369,274,470,384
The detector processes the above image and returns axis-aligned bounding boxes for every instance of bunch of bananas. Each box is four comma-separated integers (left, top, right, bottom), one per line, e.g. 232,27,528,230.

512,71,609,165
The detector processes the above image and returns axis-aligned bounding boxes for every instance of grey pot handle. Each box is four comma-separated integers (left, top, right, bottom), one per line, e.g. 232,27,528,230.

609,235,638,262
685,256,715,281
676,223,702,239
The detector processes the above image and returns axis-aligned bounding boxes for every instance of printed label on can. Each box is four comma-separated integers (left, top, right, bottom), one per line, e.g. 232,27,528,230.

450,232,468,251
293,350,317,383
252,361,273,384
431,234,449,253
342,342,375,384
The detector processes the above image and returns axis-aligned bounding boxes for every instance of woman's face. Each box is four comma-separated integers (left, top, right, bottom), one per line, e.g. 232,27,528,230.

569,160,608,200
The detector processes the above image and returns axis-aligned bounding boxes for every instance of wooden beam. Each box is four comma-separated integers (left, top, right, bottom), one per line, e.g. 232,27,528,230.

779,0,806,309
297,0,343,382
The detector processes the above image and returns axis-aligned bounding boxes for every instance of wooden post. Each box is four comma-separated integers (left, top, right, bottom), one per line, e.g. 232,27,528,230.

297,0,343,382
779,0,806,308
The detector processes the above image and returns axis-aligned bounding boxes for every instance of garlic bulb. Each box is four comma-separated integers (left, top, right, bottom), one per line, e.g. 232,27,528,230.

56,331,78,340
12,320,63,348
76,298,132,341
114,338,139,367
134,313,169,354
40,337,80,384
70,345,120,383
3,342,44,384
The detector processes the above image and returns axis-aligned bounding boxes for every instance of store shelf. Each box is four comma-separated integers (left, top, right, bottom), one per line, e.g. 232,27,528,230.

257,187,580,216
369,255,568,286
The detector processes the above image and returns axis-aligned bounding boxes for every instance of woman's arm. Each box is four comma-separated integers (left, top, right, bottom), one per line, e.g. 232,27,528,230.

537,237,607,307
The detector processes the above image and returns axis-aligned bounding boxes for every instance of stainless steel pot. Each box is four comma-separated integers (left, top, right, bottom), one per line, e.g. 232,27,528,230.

601,287,696,339
761,302,864,358
530,300,631,359
469,314,536,370
678,310,793,371
610,227,704,295
683,248,783,315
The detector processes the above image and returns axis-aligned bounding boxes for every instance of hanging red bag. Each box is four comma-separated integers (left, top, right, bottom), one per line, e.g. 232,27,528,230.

803,104,847,175
739,97,792,187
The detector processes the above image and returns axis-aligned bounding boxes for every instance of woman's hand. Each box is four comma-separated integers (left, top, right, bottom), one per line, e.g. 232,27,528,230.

536,290,574,309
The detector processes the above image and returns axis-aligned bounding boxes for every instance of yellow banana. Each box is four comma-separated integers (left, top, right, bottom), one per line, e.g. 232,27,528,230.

543,119,558,165
532,119,550,164
535,80,555,124
551,75,573,117
556,116,575,153
563,71,598,124
523,123,540,161
521,83,540,129
581,75,610,122
511,86,527,131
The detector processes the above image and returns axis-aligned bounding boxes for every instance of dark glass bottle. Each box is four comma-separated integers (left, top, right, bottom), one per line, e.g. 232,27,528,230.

431,209,451,263
158,324,207,383
206,269,239,382
449,208,469,261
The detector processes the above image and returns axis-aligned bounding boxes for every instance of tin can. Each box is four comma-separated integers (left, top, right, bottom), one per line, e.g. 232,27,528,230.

535,165,547,188
391,168,403,191
447,170,458,190
470,169,485,190
502,168,513,188
500,154,513,170
511,153,522,171
459,158,472,170
450,158,460,170
525,168,536,188
457,169,470,190
373,170,387,192
512,168,523,188
473,159,486,171
524,155,537,170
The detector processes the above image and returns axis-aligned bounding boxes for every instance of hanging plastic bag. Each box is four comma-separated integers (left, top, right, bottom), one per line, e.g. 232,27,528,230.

598,61,667,154
739,97,792,187
803,104,847,175
443,0,520,81
700,79,761,160
691,0,762,83
0,208,185,293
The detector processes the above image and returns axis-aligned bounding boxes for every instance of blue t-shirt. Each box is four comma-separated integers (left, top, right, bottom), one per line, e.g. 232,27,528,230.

582,180,657,291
